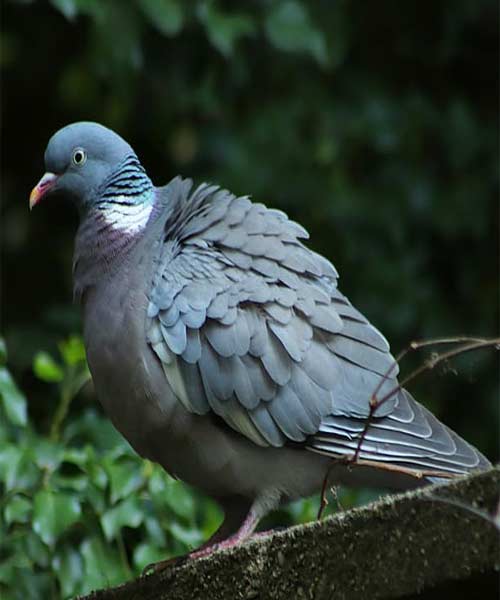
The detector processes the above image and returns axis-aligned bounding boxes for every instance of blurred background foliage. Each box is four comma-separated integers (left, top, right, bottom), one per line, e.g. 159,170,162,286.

1,0,498,597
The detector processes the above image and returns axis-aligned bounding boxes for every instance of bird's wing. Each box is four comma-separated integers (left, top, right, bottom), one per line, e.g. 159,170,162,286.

146,178,398,449
311,389,488,475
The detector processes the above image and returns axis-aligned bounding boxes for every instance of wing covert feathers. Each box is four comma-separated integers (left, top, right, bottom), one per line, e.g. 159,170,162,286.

146,178,489,476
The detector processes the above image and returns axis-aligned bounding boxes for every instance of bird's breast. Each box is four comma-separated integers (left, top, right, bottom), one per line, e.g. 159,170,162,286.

81,266,183,461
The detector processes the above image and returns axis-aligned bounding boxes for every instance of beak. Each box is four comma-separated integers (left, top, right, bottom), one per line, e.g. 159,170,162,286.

29,172,59,210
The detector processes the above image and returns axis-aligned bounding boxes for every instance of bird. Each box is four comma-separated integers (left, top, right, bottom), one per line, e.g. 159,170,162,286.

30,122,490,563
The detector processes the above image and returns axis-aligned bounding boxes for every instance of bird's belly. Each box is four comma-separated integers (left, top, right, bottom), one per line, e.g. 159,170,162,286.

82,284,330,503
81,286,239,490
82,282,181,460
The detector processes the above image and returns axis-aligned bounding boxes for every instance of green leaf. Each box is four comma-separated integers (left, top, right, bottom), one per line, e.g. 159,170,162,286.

133,542,165,571
0,366,27,426
265,1,328,65
148,469,196,520
0,566,52,598
53,547,84,598
0,445,39,492
198,1,255,57
54,472,88,492
4,495,32,525
33,490,81,547
80,535,129,594
49,0,78,20
0,337,6,364
104,459,144,504
85,483,107,514
58,335,87,367
0,554,31,585
100,496,143,541
139,0,184,36
0,445,21,482
148,464,170,495
33,438,64,471
64,409,124,451
200,497,223,538
33,351,64,383
163,480,195,519
62,446,88,466
168,520,203,548
87,461,108,490
144,515,167,547
24,533,51,567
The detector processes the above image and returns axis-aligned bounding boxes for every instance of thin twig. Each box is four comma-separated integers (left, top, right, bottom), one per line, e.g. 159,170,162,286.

330,485,344,512
351,336,500,466
317,335,499,517
317,463,333,519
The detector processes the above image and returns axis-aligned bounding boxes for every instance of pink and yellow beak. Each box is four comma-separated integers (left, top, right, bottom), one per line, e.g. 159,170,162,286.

29,172,59,210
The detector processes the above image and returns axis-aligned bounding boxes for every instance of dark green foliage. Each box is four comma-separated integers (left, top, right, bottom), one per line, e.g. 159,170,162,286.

0,338,225,597
1,0,498,597
0,338,343,597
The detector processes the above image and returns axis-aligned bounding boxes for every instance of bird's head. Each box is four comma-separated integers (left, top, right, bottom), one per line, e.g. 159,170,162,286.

29,122,137,212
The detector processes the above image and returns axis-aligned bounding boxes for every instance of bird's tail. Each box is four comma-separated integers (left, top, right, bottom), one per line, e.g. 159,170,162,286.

308,388,490,489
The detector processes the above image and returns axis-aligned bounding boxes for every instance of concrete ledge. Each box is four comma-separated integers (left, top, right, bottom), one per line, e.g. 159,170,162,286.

81,465,500,600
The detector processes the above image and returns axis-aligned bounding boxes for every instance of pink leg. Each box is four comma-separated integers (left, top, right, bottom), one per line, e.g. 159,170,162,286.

143,500,259,574
189,508,259,559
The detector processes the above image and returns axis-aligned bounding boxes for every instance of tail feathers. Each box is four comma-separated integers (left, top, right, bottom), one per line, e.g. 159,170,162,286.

309,389,491,480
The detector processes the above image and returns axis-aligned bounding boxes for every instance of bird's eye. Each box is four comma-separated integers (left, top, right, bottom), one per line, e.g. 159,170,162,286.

72,148,87,166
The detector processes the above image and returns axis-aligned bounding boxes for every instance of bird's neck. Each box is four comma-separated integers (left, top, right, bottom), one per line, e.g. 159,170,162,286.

73,156,157,302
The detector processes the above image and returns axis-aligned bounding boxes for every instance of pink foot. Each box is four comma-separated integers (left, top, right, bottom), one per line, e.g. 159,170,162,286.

143,507,259,574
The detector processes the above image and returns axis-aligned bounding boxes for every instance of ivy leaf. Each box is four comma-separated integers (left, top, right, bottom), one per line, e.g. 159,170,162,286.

148,469,195,520
104,459,145,504
33,490,81,547
58,335,87,367
0,338,6,364
265,1,328,65
139,0,184,37
0,445,21,482
80,535,129,594
85,483,107,514
33,438,64,471
49,0,78,20
163,480,195,520
0,554,31,585
4,495,32,525
87,461,108,490
197,1,255,57
0,445,39,492
33,351,64,383
169,520,203,548
148,464,170,495
64,409,124,451
144,515,167,547
100,496,143,541
148,466,194,519
52,547,84,598
0,366,27,426
24,533,51,568
133,542,165,571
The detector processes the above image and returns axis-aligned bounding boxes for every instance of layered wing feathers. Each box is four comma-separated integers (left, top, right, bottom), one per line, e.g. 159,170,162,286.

146,178,487,475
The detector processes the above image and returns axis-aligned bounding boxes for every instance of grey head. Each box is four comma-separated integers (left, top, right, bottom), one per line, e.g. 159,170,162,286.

30,122,147,213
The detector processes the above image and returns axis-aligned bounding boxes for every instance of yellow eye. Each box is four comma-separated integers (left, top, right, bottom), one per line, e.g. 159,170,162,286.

72,148,87,166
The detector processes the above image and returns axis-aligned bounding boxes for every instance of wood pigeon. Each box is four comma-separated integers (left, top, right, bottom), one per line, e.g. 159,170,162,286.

30,122,490,562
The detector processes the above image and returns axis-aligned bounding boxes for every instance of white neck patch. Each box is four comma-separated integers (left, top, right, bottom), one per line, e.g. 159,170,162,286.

100,197,154,234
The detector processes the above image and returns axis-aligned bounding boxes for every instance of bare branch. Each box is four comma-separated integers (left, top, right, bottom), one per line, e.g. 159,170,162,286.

318,335,500,516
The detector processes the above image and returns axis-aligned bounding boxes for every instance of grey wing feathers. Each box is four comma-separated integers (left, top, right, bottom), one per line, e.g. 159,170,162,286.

146,178,489,476
310,389,490,475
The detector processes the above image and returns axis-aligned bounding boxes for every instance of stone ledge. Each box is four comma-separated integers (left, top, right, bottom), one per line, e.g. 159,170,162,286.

81,465,500,600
